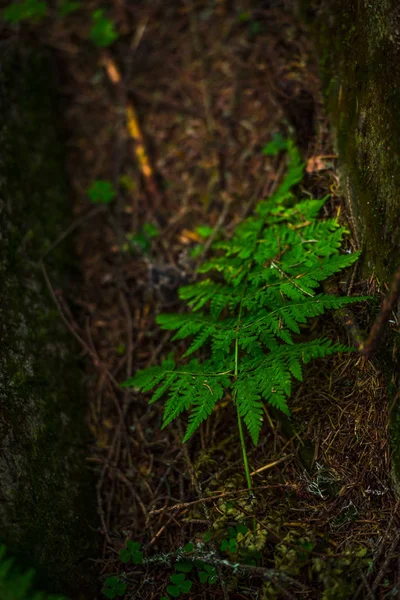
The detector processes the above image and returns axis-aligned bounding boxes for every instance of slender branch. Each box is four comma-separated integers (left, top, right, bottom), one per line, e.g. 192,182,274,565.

360,265,400,357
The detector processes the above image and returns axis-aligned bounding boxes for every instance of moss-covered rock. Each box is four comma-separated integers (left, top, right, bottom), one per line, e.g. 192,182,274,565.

0,48,98,597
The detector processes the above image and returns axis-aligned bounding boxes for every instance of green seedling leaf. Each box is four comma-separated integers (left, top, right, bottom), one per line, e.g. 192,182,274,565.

195,225,214,239
88,180,116,204
198,563,217,584
262,132,288,156
119,540,143,565
127,222,159,254
143,222,159,238
183,542,194,553
3,0,47,23
220,537,237,554
236,523,249,535
180,580,192,594
170,573,186,585
90,9,118,47
221,538,237,553
203,531,212,542
57,0,80,16
167,573,192,597
175,561,193,573
102,576,126,599
189,244,204,258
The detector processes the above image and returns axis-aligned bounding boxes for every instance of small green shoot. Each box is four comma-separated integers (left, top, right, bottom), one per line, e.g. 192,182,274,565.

90,9,118,47
220,524,248,553
102,576,126,599
126,222,159,254
87,180,116,204
175,561,193,573
195,225,214,239
190,225,214,258
119,541,143,565
3,0,47,23
183,542,194,553
57,0,80,16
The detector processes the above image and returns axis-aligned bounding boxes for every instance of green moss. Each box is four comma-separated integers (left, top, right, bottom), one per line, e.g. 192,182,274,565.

305,0,400,494
0,49,98,597
309,0,400,282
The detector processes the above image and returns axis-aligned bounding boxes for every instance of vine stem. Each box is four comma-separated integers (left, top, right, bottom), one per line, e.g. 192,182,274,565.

234,296,253,494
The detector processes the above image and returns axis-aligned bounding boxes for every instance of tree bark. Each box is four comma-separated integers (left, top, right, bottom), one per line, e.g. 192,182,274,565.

303,0,400,492
0,47,98,597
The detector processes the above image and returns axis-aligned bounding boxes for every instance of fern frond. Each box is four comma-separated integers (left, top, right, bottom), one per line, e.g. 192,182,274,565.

122,137,367,459
179,280,241,318
156,313,215,341
183,378,227,442
121,357,176,393
233,377,264,445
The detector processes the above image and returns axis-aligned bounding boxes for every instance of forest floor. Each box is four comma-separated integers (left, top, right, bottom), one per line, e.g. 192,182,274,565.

8,1,400,598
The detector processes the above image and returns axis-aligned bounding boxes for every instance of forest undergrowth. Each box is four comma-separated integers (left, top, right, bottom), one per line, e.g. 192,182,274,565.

2,1,399,598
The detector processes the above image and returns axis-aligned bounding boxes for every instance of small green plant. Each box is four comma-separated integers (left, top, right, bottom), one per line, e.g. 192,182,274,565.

190,225,214,258
220,523,249,553
119,541,143,565
57,0,80,16
196,562,217,584
87,179,116,204
166,572,192,597
102,576,126,599
0,544,66,600
90,9,118,47
3,0,47,23
125,222,159,254
122,137,367,490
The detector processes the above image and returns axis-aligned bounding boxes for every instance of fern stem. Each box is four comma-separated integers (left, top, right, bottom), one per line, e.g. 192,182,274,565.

236,400,253,492
234,297,253,493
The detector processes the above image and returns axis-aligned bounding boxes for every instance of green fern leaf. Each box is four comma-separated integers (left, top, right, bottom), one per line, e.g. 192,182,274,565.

122,136,367,468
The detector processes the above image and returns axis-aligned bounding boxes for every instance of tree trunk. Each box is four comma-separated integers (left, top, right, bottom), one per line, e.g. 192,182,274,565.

303,0,400,490
0,47,98,597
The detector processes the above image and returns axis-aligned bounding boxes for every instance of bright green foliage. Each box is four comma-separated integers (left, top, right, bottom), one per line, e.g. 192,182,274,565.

87,179,116,204
3,0,47,23
90,9,118,47
119,541,143,565
0,545,66,600
195,225,214,238
102,576,126,599
122,139,367,446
